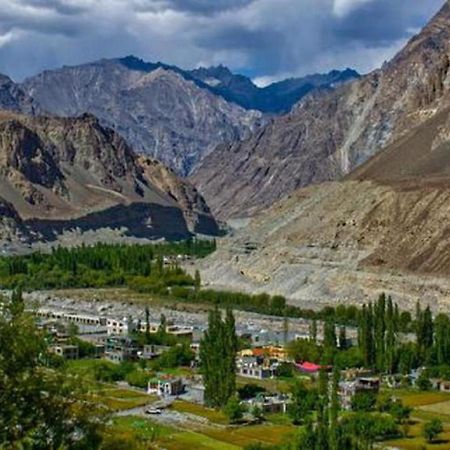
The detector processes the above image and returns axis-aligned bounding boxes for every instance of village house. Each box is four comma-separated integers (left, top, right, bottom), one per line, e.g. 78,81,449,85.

295,361,332,377
147,376,185,397
236,356,277,380
49,344,79,360
338,377,380,410
105,336,139,362
245,393,290,414
239,345,289,361
139,344,171,360
107,317,138,336
430,378,450,393
138,322,194,340
35,308,107,326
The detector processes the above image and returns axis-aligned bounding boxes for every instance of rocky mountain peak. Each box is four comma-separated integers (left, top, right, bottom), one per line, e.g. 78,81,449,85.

22,58,262,176
192,1,450,219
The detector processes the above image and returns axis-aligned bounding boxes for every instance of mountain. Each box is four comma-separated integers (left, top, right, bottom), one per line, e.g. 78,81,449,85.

192,2,450,219
20,57,358,176
190,65,359,113
22,57,263,176
0,74,38,115
197,107,450,309
0,111,219,244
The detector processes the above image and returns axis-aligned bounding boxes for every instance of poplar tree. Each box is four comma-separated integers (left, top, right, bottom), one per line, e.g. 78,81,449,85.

435,314,450,365
374,293,386,372
310,319,318,343
200,307,238,408
323,318,337,364
385,296,396,374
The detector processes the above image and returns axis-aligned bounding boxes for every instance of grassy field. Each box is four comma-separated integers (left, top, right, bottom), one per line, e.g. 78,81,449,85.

236,375,293,394
171,400,229,424
203,424,296,447
65,360,155,412
390,389,450,408
110,415,295,449
161,431,240,450
382,389,450,450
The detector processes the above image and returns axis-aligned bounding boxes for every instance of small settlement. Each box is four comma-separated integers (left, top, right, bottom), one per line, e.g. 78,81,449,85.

34,304,450,419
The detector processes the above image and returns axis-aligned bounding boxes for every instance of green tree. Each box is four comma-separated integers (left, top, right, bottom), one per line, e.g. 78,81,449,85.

200,307,238,408
374,293,386,372
416,372,432,391
351,391,377,412
423,418,443,443
310,319,318,343
323,318,337,364
194,269,201,292
0,295,104,448
224,396,245,423
385,296,396,374
288,381,318,425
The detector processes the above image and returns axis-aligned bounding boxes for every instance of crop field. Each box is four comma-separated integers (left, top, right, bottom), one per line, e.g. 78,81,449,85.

382,389,450,450
171,400,229,424
110,415,295,449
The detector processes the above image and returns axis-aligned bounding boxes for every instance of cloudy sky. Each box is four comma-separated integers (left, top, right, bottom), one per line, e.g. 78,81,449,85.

0,0,444,84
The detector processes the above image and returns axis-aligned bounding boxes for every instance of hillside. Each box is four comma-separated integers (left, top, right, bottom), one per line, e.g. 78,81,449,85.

192,1,450,219
196,103,450,310
0,111,218,244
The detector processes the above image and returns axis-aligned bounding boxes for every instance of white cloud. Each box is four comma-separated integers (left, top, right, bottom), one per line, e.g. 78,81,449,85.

0,31,15,47
333,0,372,17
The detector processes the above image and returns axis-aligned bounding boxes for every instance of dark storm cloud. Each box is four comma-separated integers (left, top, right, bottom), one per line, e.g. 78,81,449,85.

0,0,445,82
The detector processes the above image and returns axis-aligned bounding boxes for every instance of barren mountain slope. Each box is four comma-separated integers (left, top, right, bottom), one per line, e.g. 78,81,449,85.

0,74,38,115
192,1,450,219
0,111,218,242
22,58,262,175
197,108,450,310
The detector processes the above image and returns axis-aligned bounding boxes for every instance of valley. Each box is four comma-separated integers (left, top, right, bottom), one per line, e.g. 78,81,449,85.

2,1,450,449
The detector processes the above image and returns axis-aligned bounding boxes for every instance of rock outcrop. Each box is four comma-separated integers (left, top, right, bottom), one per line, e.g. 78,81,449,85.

0,74,38,115
0,111,219,243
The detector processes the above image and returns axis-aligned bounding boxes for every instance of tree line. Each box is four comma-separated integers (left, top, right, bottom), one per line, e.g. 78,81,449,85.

357,293,450,376
0,240,215,291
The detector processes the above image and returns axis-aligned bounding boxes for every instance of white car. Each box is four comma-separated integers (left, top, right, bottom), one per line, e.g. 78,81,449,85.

145,408,162,415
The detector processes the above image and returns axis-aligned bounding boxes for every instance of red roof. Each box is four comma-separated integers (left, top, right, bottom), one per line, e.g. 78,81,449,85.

295,361,330,373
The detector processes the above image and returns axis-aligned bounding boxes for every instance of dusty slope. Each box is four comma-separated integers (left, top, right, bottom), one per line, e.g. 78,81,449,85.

197,108,450,311
192,1,450,219
0,111,218,242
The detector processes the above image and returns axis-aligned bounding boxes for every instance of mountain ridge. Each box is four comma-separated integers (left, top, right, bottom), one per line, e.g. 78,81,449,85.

192,1,450,219
0,111,219,244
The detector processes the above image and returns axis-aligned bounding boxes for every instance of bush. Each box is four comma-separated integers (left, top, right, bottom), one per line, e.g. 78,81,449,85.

423,418,443,443
223,396,246,424
125,370,149,389
351,391,377,412
152,344,194,370
416,373,432,391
